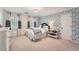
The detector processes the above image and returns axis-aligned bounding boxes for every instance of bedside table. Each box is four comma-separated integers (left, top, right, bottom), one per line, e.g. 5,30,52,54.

48,30,60,39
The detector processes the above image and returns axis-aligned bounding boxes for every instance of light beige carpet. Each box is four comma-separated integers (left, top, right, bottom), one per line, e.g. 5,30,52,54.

9,36,79,51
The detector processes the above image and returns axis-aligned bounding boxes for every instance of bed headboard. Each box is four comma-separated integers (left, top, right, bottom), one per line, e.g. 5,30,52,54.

41,23,50,31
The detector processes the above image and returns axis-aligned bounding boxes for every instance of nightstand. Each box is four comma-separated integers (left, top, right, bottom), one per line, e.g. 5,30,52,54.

48,30,60,39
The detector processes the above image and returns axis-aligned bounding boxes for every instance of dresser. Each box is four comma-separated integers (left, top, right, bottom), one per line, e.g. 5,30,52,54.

0,28,9,51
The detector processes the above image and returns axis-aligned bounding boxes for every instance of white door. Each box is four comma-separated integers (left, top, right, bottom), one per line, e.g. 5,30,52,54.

60,13,72,40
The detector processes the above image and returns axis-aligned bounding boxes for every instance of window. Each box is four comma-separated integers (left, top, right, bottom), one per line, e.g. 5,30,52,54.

10,16,19,29
27,21,30,28
34,21,36,27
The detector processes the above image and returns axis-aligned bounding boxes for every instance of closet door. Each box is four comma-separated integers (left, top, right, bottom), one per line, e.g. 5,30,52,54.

60,13,72,40
72,9,79,42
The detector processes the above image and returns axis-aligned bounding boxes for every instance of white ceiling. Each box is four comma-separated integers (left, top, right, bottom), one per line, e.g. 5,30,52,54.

1,7,73,16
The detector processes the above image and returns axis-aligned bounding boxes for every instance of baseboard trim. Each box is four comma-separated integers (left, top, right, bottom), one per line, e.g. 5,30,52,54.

61,38,79,44
69,40,79,44
64,39,79,44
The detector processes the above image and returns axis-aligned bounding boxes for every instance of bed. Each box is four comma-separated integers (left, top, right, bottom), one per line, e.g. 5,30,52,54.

25,27,47,41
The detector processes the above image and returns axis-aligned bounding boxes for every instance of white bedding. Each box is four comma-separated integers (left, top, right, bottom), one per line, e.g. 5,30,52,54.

26,27,47,41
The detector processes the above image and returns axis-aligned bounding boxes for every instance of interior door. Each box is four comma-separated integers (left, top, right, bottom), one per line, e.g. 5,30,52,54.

60,13,72,40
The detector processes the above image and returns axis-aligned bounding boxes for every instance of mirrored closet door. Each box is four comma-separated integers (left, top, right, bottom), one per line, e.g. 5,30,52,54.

72,8,79,42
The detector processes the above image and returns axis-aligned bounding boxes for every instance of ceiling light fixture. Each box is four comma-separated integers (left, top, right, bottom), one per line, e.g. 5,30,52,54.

29,7,43,13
